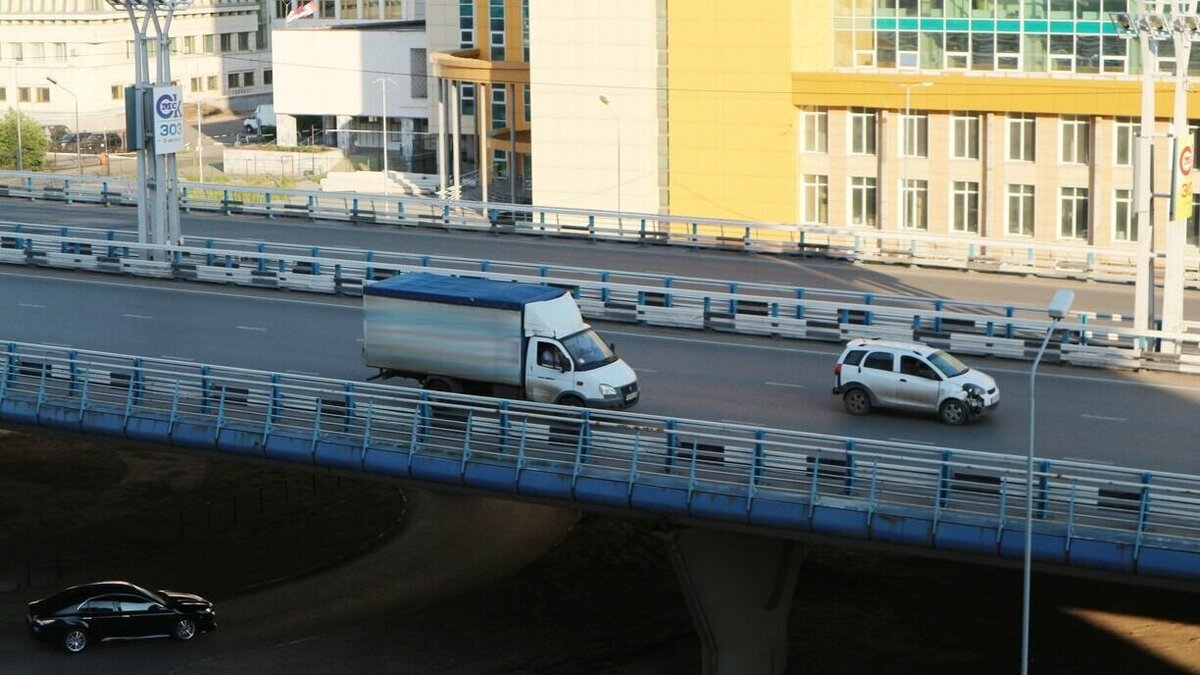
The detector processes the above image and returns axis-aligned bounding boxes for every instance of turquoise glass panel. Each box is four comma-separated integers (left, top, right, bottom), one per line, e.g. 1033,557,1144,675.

898,18,919,30
920,19,945,30
1049,21,1075,33
972,19,995,31
1025,20,1048,32
1076,21,1101,34
997,20,1019,32
946,19,969,30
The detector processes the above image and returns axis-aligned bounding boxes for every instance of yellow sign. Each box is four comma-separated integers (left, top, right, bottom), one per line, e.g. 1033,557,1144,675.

1172,137,1195,222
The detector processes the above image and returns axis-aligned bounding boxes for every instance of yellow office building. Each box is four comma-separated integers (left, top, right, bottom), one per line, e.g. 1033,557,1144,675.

430,0,1200,251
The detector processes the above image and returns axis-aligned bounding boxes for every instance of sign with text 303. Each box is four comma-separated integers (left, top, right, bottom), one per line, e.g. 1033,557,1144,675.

152,85,184,155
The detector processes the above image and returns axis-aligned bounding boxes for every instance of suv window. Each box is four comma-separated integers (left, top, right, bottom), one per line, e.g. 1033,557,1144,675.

901,356,939,380
863,352,894,371
842,349,868,366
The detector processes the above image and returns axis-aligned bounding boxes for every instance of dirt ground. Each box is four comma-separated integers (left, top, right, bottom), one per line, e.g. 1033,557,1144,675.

1,424,1197,674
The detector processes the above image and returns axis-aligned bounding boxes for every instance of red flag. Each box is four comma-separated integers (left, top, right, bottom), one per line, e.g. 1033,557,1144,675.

285,0,317,23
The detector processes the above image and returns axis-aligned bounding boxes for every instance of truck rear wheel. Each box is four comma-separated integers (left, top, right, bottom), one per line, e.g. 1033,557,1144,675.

423,377,458,393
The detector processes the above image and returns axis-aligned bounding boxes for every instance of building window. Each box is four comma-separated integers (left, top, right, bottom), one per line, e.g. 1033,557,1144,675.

1190,195,1200,246
523,83,530,123
850,176,877,227
1007,184,1035,236
461,83,475,116
1060,186,1090,240
901,179,928,230
183,36,195,54
1060,115,1090,164
0,87,5,102
459,0,475,47
55,43,67,61
243,71,255,87
522,0,530,61
227,73,239,89
35,87,49,103
190,77,202,91
1114,117,1136,167
489,0,505,61
111,85,125,100
203,35,215,54
238,32,251,52
802,175,829,224
1007,113,1035,162
1113,189,1135,241
18,87,30,103
410,48,428,99
207,75,218,90
264,69,273,85
12,43,24,62
493,148,508,178
491,84,506,130
220,33,233,53
951,112,980,160
951,181,980,233
849,107,876,155
901,111,928,157
801,107,828,153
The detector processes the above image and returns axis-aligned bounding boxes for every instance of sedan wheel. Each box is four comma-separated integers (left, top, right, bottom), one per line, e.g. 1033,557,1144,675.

173,618,197,641
62,628,88,653
939,399,969,425
843,388,872,416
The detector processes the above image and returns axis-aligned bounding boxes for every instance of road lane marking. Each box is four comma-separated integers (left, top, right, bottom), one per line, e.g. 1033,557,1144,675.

888,437,937,445
19,303,46,308
1064,457,1115,465
765,381,805,389
236,325,267,332
287,369,320,376
160,355,195,362
1080,414,1126,422
123,313,153,320
636,368,658,373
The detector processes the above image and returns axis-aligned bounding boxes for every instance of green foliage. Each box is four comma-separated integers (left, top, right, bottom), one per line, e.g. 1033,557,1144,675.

0,109,49,170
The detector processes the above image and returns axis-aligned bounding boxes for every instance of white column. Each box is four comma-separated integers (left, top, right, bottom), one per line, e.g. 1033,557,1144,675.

436,78,447,196
1133,34,1157,336
479,81,489,204
451,80,462,196
1162,10,1195,352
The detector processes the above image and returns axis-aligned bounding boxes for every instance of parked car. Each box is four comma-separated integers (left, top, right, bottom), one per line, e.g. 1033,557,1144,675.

832,338,999,425
27,581,217,653
42,124,70,144
80,132,124,154
55,133,81,152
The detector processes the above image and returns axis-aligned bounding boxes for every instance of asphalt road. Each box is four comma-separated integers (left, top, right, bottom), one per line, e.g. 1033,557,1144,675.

5,199,1199,321
2,268,1199,475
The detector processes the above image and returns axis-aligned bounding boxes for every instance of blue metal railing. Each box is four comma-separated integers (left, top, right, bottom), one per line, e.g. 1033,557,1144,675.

0,340,1197,581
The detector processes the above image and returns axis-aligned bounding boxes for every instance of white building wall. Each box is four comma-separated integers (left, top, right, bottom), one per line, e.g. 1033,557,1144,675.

530,1,660,215
272,28,428,119
1,5,265,132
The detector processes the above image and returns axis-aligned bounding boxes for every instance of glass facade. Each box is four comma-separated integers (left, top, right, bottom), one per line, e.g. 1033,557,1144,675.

829,0,1200,75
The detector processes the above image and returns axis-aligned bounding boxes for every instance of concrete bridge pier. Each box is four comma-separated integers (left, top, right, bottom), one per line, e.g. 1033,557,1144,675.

664,528,801,675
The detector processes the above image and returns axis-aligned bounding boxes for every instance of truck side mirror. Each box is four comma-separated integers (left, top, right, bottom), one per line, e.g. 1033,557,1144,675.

609,342,616,353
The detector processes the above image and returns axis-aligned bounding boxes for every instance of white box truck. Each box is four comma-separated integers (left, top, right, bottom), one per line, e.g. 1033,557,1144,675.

363,273,639,409
243,104,276,136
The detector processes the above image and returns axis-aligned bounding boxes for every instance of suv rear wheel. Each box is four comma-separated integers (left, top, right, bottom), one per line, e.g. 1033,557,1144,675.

842,388,872,416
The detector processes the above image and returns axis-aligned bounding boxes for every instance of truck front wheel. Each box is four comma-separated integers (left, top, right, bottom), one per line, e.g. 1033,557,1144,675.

558,394,585,407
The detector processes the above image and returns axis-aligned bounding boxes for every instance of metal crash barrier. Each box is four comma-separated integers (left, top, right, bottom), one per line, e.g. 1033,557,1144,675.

1,341,1197,581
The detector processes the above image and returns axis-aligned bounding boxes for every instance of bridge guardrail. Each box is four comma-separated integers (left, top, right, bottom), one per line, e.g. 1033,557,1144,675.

2,170,1198,288
1,341,1197,581
3,227,1200,374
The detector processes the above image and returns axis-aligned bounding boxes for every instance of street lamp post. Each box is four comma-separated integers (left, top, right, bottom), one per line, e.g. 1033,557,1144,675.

599,95,622,232
46,77,81,174
1021,289,1075,675
374,76,396,197
895,82,932,229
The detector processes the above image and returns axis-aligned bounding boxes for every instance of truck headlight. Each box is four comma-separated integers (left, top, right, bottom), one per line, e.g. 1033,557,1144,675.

599,384,617,397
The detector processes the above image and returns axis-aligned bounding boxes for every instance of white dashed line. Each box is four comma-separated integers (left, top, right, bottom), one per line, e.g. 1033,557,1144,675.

1064,457,1115,465
19,303,46,308
236,326,267,332
887,437,937,445
123,314,153,320
1080,414,1126,423
765,381,805,389
286,369,320,376
159,355,195,362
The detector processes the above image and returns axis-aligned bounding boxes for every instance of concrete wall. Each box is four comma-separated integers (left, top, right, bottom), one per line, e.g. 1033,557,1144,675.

223,147,344,176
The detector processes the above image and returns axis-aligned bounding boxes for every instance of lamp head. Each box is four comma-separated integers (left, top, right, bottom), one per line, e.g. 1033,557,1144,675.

599,95,610,105
1047,290,1075,320
46,76,58,85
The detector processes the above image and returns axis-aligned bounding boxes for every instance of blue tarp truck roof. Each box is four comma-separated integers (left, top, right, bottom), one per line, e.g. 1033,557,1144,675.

363,273,565,311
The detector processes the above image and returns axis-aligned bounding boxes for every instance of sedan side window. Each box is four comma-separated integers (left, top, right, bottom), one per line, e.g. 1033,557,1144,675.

79,598,117,615
117,596,158,613
900,356,939,380
863,352,894,371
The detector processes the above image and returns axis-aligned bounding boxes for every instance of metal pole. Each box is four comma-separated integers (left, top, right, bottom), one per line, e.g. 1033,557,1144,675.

1022,320,1056,675
1161,2,1197,352
902,86,910,229
13,63,23,172
197,98,204,183
599,95,621,231
1133,30,1156,336
47,78,81,175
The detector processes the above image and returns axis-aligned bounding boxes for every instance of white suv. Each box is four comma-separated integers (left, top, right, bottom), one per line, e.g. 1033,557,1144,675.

832,338,999,425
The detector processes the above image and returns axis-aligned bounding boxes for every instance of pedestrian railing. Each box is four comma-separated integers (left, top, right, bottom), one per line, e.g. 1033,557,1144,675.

2,169,1197,288
2,341,1197,581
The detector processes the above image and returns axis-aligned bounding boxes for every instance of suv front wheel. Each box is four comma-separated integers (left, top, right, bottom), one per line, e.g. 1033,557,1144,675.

939,399,969,425
842,388,872,416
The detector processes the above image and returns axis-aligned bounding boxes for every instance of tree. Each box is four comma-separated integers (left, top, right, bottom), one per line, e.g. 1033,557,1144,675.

0,109,49,171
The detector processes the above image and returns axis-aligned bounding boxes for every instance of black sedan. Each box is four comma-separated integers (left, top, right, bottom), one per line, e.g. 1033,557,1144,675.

27,581,216,653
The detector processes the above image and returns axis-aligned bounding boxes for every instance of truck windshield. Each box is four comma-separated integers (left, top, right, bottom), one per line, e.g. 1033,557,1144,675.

561,329,617,371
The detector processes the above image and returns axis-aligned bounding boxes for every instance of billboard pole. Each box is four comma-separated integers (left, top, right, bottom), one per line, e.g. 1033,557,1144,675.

107,0,191,259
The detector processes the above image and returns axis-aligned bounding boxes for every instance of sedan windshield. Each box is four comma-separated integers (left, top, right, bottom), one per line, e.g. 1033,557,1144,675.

928,349,969,378
560,329,616,371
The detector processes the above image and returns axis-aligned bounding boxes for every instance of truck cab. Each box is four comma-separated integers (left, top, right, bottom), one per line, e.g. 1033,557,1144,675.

526,330,638,408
